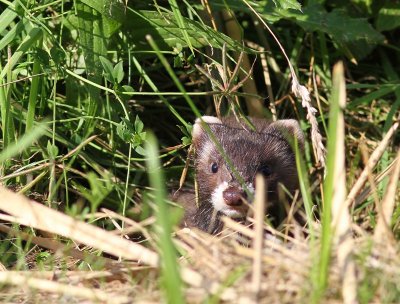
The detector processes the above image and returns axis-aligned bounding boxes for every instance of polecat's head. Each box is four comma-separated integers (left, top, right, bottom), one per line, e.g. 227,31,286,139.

192,116,304,218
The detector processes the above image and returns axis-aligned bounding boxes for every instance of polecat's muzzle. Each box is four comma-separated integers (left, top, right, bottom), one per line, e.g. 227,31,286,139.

222,187,247,207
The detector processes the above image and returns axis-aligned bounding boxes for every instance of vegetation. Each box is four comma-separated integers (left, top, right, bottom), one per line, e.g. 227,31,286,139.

0,0,399,303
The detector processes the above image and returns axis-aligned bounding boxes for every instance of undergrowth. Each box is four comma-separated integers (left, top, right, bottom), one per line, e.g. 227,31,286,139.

0,0,399,303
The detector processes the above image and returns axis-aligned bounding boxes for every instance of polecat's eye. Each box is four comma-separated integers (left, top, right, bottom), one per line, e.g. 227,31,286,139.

211,162,218,173
258,165,272,177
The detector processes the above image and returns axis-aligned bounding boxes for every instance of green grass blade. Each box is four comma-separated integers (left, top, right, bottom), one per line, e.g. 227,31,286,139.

348,85,397,108
294,137,320,301
0,19,31,53
168,0,194,54
145,133,184,304
0,123,46,163
0,27,42,80
26,38,43,133
0,0,20,34
0,63,14,154
314,62,346,302
294,140,315,238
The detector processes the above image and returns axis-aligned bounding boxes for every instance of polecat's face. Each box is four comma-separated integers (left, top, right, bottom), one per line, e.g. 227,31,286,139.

192,116,303,218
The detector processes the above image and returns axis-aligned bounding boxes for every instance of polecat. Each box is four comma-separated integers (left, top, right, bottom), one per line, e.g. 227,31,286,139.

176,116,304,234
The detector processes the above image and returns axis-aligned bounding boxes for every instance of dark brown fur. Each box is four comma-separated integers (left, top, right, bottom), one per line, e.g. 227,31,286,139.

175,116,304,234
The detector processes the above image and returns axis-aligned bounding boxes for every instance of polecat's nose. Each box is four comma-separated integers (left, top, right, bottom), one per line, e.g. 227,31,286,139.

223,187,246,206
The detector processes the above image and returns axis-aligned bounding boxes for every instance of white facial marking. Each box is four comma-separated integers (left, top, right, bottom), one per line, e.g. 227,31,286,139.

211,182,246,218
199,141,214,164
211,182,228,212
193,116,222,145
192,122,203,141
195,116,222,125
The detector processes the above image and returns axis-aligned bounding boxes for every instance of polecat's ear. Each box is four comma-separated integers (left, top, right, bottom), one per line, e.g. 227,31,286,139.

270,119,305,147
192,116,222,143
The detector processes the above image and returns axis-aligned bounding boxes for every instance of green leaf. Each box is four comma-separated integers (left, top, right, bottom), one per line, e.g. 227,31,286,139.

139,132,147,141
75,1,107,120
47,141,59,159
135,146,147,156
78,0,123,37
50,46,66,66
119,85,134,101
376,4,400,31
79,0,103,14
80,0,125,21
35,252,51,263
116,119,134,142
123,9,251,53
34,48,50,67
116,117,146,151
178,124,192,145
181,136,191,146
174,55,183,68
99,56,114,83
121,85,134,93
260,4,384,60
102,15,122,37
113,61,124,84
134,115,144,134
272,0,302,11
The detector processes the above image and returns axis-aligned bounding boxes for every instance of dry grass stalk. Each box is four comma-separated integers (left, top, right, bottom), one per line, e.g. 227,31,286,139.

0,270,142,282
0,271,129,304
354,156,399,206
0,223,116,268
0,185,159,267
100,208,155,246
0,186,241,301
346,121,399,208
178,143,194,190
200,0,218,31
360,143,383,223
216,217,315,303
330,62,357,304
0,162,51,182
374,149,400,242
223,217,310,268
291,72,326,168
3,184,399,303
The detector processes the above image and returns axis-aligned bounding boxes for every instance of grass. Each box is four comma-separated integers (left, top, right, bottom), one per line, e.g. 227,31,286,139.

145,132,184,304
0,0,399,303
